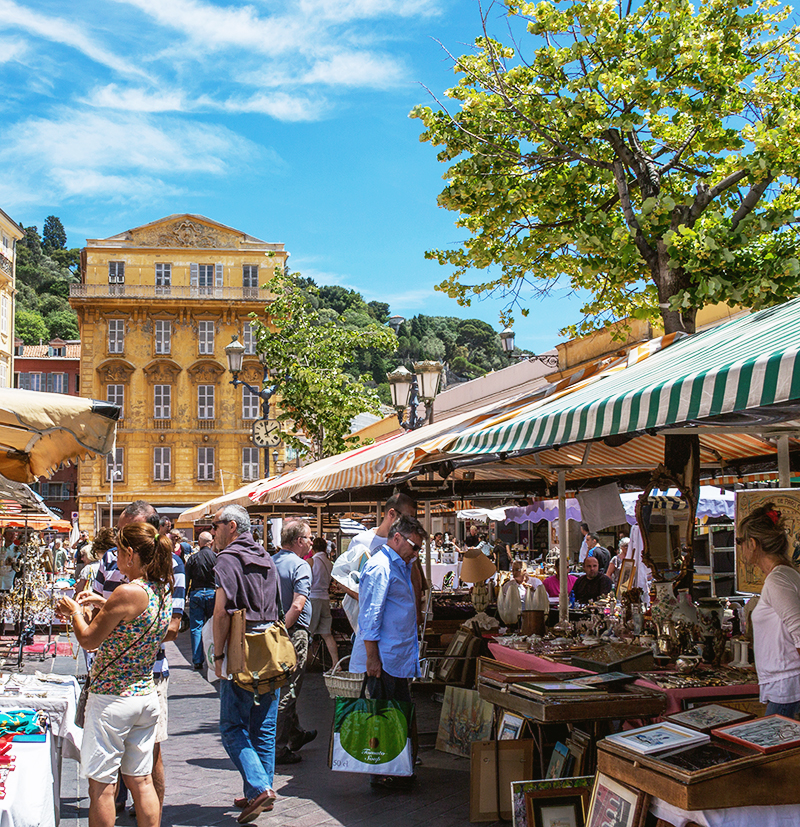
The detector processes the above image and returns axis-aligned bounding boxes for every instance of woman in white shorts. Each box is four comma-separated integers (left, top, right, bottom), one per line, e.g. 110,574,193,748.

57,522,173,827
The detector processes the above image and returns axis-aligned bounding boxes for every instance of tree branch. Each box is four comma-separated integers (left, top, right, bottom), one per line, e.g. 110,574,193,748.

730,174,773,232
687,169,750,224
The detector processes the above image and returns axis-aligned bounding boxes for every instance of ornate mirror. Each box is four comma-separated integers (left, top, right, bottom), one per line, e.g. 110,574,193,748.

635,464,697,583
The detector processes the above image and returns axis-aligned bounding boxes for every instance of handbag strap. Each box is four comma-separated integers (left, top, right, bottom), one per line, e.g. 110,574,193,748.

85,586,166,692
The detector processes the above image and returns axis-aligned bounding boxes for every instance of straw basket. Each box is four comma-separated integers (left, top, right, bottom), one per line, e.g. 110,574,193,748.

323,656,365,699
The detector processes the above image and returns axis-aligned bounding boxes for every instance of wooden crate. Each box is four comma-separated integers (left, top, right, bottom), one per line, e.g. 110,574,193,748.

597,739,800,810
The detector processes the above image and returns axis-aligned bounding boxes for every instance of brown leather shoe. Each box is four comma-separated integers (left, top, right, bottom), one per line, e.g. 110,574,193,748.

237,789,276,823
234,797,247,810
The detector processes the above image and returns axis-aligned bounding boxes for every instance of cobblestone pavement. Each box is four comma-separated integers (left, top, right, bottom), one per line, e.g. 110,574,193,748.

38,632,499,827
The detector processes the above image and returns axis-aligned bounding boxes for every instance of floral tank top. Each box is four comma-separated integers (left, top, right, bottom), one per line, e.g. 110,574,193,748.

90,580,172,697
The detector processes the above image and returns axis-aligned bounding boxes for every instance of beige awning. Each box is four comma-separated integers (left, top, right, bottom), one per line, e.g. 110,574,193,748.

176,479,272,524
0,389,120,482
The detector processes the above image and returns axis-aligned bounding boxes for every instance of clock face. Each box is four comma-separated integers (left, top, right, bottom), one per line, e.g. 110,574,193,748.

252,419,282,447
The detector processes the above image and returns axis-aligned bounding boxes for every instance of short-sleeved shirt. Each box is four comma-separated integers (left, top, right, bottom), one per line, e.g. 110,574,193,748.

309,552,333,599
93,549,185,677
185,545,217,591
572,573,613,604
272,550,312,631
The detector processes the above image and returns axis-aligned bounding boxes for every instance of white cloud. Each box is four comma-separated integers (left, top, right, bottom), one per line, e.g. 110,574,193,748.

301,52,406,88
0,35,27,63
297,0,440,23
0,108,274,207
0,0,152,79
82,85,188,113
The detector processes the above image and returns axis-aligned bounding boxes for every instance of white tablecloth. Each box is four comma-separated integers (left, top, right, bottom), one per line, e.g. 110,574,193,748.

651,797,800,826
0,730,57,827
0,675,81,759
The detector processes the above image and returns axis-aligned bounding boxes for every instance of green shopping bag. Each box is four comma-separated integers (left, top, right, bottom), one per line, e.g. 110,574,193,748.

330,693,415,775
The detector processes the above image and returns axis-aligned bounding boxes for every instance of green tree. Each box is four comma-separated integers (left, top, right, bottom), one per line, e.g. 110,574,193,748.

45,309,79,340
15,309,49,344
252,270,397,461
412,0,800,337
42,215,67,251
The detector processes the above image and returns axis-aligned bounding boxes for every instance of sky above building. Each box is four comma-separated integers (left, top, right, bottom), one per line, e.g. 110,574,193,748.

0,0,586,350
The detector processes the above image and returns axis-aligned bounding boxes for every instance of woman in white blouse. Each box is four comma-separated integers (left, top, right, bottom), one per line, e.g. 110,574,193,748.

740,503,800,717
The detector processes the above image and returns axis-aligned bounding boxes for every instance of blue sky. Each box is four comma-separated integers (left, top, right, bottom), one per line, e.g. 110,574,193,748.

0,0,584,351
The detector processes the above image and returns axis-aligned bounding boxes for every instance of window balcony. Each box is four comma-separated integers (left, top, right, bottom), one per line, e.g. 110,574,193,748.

70,284,270,301
152,419,172,429
196,418,216,430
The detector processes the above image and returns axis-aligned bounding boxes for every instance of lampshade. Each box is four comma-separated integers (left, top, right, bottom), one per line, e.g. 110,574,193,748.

413,360,443,402
460,549,497,583
225,335,245,373
387,365,413,409
500,327,515,354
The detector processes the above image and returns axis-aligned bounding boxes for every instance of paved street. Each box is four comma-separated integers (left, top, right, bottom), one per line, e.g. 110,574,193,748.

46,633,494,827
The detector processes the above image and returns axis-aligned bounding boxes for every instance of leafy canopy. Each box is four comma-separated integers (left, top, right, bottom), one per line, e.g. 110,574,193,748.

252,270,397,461
412,0,800,335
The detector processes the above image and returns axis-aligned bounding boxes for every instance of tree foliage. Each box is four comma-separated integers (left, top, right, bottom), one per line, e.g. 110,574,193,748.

15,309,49,344
15,221,80,341
412,0,800,335
252,270,397,461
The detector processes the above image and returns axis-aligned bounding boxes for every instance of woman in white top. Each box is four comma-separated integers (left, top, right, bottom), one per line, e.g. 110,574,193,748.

740,503,800,717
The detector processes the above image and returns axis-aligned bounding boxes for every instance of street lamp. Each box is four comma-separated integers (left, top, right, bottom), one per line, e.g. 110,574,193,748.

387,360,443,430
225,335,279,479
499,326,559,368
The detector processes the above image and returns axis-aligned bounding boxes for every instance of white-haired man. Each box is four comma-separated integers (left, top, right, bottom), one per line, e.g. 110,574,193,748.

185,530,216,670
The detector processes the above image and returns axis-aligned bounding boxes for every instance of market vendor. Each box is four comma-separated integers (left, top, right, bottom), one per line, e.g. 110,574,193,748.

543,560,578,598
739,503,800,717
572,556,612,604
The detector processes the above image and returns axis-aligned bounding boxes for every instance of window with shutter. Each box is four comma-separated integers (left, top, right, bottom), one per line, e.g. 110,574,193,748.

153,447,172,481
154,385,172,419
243,322,256,354
190,262,199,287
196,264,213,295
106,447,124,482
198,321,214,354
215,262,223,288
197,446,215,480
29,373,42,392
108,261,125,283
198,385,215,419
107,385,124,418
108,320,124,354
155,263,171,295
0,363,6,389
242,447,260,480
0,295,7,336
242,386,259,419
242,265,259,288
155,321,171,354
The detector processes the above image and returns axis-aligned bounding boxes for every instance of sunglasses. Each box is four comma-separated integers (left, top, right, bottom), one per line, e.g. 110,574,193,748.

211,520,230,529
402,536,422,553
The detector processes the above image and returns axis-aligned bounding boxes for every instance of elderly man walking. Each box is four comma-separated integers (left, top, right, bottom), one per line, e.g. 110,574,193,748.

212,504,280,823
273,520,315,764
185,530,217,670
351,514,427,790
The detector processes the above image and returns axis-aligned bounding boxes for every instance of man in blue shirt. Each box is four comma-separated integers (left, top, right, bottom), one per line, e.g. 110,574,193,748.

350,514,427,789
272,520,314,764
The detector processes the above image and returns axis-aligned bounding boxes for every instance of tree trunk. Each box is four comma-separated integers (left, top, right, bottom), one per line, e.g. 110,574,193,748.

655,242,696,335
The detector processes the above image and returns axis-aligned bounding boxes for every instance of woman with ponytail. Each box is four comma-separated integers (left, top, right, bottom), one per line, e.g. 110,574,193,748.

56,523,173,827
738,503,800,717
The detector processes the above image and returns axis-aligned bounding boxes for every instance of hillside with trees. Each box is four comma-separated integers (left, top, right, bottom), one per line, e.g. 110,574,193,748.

14,217,80,344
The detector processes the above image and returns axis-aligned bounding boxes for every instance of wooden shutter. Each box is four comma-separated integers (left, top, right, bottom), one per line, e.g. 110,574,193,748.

215,262,223,288
46,373,54,393
190,263,199,287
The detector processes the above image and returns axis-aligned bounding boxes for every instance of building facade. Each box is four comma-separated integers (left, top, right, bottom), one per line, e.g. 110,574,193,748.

70,214,288,532
0,210,24,389
13,338,81,519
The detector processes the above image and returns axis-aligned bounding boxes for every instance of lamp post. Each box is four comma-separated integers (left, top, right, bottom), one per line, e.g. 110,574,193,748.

225,335,279,479
499,327,559,368
387,360,444,430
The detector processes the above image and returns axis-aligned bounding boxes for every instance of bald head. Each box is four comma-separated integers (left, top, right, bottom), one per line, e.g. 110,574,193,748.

198,531,213,548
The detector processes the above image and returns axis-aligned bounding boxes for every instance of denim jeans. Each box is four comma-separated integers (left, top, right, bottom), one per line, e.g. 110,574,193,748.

766,700,800,718
188,589,216,667
219,679,280,800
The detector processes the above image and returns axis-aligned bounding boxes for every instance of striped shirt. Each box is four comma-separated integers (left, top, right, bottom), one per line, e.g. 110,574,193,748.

92,549,185,677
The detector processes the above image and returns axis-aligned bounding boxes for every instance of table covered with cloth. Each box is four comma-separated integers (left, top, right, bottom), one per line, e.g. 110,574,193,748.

0,674,81,759
487,644,760,715
0,728,58,827
651,797,800,827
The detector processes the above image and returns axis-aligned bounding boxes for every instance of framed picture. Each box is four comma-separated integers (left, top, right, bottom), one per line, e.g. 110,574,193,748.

603,722,709,755
546,742,570,778
616,559,636,598
499,711,526,740
511,776,593,827
665,703,754,733
436,686,493,758
471,739,536,822
436,628,473,682
585,772,648,827
735,489,800,593
712,714,800,754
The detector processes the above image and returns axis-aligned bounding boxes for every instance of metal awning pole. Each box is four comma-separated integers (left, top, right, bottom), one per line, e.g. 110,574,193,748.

424,499,432,589
778,435,791,488
558,470,568,623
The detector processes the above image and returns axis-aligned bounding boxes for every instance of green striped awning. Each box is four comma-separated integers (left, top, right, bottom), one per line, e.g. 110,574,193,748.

447,298,800,456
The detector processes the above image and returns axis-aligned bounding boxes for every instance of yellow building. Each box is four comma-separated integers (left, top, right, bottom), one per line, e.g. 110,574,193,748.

0,209,24,389
70,214,288,532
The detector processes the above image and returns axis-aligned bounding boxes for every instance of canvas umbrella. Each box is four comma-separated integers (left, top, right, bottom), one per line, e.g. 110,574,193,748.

0,389,120,482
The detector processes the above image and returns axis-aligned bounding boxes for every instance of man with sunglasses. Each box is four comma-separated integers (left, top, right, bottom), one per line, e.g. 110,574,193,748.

350,514,427,790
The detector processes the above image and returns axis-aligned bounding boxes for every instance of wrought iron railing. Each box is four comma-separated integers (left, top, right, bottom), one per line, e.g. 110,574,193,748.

70,284,270,301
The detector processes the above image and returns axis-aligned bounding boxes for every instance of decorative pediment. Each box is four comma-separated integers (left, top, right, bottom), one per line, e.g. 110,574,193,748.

129,216,247,250
187,359,226,383
96,358,136,384
240,362,263,386
143,359,183,383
